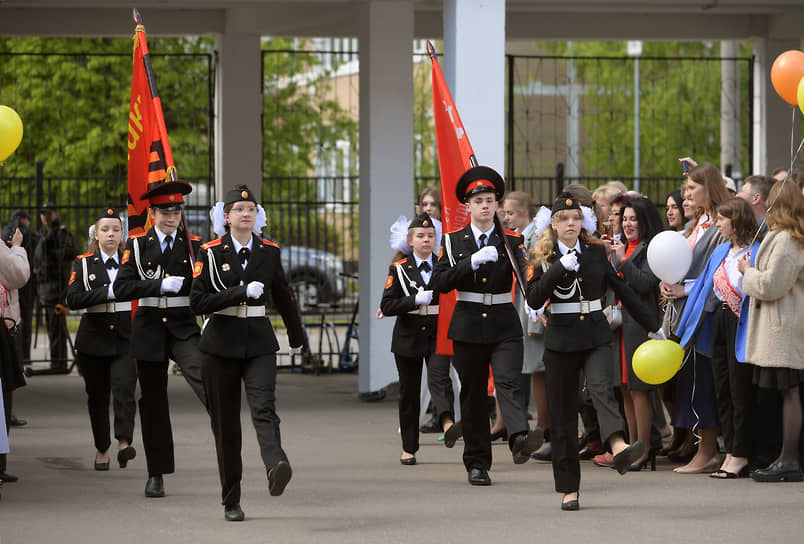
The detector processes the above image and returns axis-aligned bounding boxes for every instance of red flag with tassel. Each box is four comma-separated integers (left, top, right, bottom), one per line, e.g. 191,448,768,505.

427,41,478,356
127,9,177,237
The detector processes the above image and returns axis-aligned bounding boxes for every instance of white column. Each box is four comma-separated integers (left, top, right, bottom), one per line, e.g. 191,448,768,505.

358,1,414,393
753,38,800,176
443,0,506,172
215,7,262,201
720,41,741,179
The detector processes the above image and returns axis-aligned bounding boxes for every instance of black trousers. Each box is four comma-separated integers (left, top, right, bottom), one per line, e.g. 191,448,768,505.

544,345,626,493
16,282,34,361
426,353,455,425
78,351,137,452
452,337,526,471
711,304,756,459
137,334,206,477
202,352,286,507
44,306,68,368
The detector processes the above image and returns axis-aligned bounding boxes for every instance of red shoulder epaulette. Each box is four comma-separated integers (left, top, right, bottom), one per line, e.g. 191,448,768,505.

261,239,279,248
393,258,407,266
189,234,201,242
504,228,522,237
77,251,94,259
201,238,222,250
129,231,146,239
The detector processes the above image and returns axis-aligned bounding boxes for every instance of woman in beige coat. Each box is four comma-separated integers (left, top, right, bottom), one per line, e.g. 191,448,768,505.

0,225,30,483
738,180,804,482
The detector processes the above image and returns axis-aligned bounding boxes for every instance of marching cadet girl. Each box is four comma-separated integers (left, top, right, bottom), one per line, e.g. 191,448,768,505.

66,208,137,471
190,185,305,522
525,193,663,511
113,181,206,499
381,213,457,465
433,166,543,487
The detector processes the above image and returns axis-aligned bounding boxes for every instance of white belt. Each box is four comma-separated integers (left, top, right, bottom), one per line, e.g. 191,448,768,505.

550,299,602,314
213,305,267,318
456,291,513,305
408,304,439,316
86,301,132,313
138,296,190,309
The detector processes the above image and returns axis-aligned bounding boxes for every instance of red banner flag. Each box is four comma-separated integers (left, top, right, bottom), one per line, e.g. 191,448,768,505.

127,16,176,237
429,43,478,356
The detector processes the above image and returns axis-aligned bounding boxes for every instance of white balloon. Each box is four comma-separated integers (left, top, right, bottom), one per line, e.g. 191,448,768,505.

647,231,692,284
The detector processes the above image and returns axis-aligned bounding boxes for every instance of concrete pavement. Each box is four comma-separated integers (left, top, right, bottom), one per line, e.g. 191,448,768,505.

1,371,803,544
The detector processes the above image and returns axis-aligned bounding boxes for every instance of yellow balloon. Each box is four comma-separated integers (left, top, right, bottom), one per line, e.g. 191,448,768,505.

632,339,684,385
798,76,804,115
0,105,24,163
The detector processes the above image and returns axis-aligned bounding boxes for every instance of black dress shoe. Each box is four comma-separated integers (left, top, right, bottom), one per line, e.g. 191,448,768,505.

467,467,491,486
94,459,110,471
9,415,26,427
117,446,136,468
561,493,580,511
751,461,803,482
613,440,645,475
531,442,552,462
399,456,417,466
224,504,245,521
0,471,19,483
443,421,462,449
419,415,441,434
145,475,165,497
268,461,292,496
511,428,544,464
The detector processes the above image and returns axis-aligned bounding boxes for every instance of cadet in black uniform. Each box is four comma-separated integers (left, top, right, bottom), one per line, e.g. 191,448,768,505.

113,181,206,498
380,213,458,465
190,185,305,522
433,166,543,487
525,193,664,511
66,208,137,471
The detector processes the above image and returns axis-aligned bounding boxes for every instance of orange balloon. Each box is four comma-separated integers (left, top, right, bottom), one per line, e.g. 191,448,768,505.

771,50,804,105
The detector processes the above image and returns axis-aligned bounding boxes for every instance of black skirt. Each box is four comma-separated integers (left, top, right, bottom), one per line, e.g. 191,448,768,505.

753,366,803,391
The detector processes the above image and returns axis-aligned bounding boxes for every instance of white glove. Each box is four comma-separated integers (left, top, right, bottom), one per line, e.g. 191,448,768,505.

246,281,265,299
559,251,579,272
471,246,499,270
525,303,544,323
414,289,434,305
289,345,303,356
107,284,115,300
648,329,667,341
160,276,184,294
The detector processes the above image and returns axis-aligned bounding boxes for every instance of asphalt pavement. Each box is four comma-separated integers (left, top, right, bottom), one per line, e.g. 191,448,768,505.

1,370,803,544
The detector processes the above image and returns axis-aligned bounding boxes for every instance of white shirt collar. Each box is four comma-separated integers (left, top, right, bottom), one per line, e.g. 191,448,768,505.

230,234,253,254
413,254,433,269
470,223,495,245
154,228,176,245
557,239,582,255
100,250,118,264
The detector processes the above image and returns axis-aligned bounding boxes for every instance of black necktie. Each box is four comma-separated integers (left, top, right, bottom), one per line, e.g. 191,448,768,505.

418,261,431,273
105,259,118,270
163,234,173,253
238,247,250,265
479,233,487,248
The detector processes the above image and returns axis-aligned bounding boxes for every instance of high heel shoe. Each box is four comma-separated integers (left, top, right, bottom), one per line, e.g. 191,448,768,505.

117,445,136,468
490,428,508,442
561,492,580,511
629,448,656,472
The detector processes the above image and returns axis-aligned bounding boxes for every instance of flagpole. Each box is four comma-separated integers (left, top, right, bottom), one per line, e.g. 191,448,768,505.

427,40,525,298
132,8,195,263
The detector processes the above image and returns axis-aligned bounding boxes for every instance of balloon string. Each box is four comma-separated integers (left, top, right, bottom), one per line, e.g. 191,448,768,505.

689,348,702,446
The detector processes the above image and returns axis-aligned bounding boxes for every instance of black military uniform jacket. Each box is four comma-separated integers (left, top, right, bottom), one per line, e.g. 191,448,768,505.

113,227,202,361
380,254,440,358
66,249,131,357
33,219,75,305
190,232,305,359
525,240,661,353
433,224,528,344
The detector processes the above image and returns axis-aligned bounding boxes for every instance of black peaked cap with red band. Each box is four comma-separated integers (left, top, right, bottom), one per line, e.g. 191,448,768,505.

455,165,505,203
141,180,193,211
